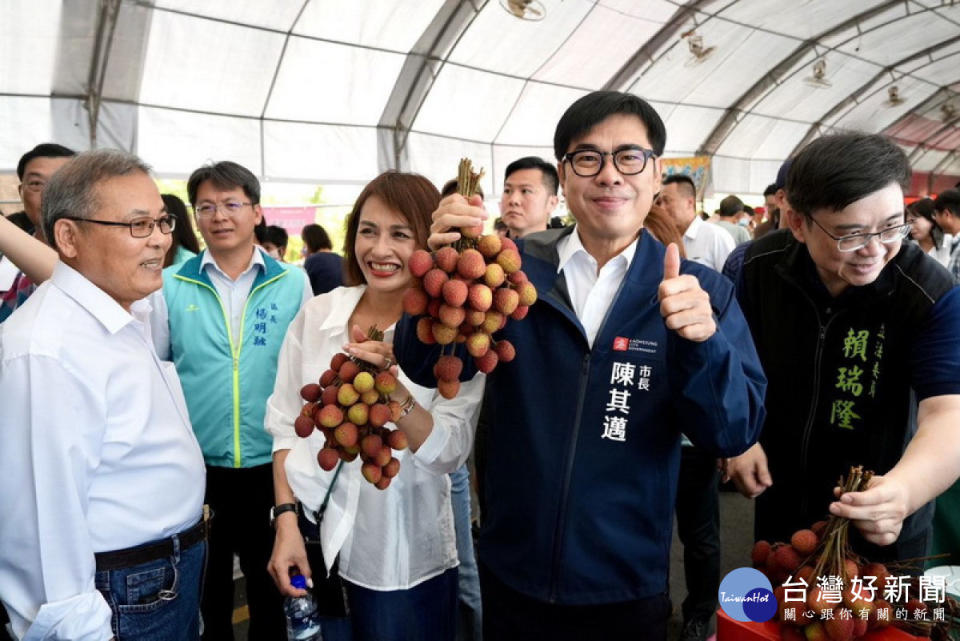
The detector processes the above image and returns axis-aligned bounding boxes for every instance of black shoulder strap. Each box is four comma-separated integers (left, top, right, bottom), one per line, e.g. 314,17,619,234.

313,461,344,525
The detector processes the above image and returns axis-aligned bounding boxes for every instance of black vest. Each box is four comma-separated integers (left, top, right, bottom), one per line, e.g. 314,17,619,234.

739,230,954,558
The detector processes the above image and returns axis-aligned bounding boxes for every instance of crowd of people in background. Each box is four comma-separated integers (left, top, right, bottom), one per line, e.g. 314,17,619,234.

1,89,960,641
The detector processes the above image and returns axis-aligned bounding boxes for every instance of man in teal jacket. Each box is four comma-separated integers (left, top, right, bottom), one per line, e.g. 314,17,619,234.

151,161,311,640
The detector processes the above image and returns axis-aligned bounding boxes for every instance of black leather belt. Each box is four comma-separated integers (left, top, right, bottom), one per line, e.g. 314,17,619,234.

94,518,207,571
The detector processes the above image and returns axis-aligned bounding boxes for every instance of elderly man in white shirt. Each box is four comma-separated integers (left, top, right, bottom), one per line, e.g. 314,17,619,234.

657,174,735,272
0,149,206,641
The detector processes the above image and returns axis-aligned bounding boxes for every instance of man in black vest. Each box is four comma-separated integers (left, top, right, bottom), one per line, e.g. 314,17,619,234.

724,133,960,563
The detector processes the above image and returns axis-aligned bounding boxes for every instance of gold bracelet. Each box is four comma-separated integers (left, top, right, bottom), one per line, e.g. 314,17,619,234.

397,394,417,420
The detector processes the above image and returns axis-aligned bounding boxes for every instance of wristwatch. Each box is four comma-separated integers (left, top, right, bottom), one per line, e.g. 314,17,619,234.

269,503,298,528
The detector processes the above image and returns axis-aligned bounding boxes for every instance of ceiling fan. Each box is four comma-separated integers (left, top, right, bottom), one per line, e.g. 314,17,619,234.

884,86,905,107
941,102,957,121
500,0,546,21
681,30,715,66
803,59,832,88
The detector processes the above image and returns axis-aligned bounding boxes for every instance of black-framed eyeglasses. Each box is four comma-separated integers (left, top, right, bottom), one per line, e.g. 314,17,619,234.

194,201,252,218
562,145,657,177
808,216,911,253
63,215,177,238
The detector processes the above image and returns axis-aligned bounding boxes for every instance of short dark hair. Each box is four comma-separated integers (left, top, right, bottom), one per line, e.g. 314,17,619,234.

301,223,333,252
265,225,288,250
907,197,943,249
43,149,151,249
504,157,559,195
662,174,696,199
17,143,76,180
763,183,778,197
553,91,666,161
187,160,260,206
775,159,793,190
440,179,485,199
5,212,33,235
343,172,438,286
934,189,960,217
161,194,200,264
787,133,910,217
719,195,744,218
254,218,268,244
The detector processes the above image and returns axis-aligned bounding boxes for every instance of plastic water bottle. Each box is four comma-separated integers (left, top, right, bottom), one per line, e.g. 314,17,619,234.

284,575,322,640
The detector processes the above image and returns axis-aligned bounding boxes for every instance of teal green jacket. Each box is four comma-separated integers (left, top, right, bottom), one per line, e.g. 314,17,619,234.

162,251,304,468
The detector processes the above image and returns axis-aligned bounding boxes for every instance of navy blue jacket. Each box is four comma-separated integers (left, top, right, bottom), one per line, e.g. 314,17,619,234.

395,227,766,604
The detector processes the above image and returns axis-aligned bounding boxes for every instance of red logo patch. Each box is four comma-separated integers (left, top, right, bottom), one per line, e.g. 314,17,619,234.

613,337,629,351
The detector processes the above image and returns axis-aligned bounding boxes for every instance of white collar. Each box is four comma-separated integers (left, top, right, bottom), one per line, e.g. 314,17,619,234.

684,215,703,240
52,261,146,335
200,246,265,277
318,285,366,333
556,225,639,274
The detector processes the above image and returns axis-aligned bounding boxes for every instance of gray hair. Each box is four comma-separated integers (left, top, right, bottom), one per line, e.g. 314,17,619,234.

42,149,152,249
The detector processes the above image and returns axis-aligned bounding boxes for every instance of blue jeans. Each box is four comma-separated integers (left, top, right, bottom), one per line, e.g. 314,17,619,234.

320,568,458,641
94,537,206,641
449,465,482,641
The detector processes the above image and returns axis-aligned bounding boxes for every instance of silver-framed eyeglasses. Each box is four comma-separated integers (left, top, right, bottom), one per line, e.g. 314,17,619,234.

808,217,911,252
194,201,252,218
62,215,176,238
562,145,657,177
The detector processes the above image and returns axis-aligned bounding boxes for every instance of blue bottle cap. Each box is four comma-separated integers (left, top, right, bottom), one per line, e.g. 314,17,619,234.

290,574,307,590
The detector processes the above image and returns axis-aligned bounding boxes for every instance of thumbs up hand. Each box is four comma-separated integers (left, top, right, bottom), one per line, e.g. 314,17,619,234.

658,243,716,342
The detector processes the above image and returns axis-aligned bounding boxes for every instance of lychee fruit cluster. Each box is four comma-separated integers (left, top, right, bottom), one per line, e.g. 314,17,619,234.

297,349,408,490
751,524,826,588
757,514,945,641
401,159,535,399
403,237,530,397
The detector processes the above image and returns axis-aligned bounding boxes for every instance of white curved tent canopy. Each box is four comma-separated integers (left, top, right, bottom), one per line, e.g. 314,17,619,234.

3,0,959,198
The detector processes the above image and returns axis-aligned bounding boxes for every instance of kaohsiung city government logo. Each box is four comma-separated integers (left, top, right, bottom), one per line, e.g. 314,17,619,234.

718,567,777,623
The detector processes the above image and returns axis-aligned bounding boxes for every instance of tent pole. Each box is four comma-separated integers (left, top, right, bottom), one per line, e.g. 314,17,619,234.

86,0,121,149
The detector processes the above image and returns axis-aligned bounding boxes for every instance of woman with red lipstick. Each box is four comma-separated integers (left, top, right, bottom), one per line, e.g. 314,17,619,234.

265,171,484,641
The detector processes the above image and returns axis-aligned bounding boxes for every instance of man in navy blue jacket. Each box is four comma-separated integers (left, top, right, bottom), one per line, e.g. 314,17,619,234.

394,91,767,641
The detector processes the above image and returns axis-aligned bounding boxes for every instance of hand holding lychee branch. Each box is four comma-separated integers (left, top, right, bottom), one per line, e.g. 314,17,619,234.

427,157,489,251
295,326,414,490
810,466,873,585
428,193,487,250
751,466,960,641
828,473,910,547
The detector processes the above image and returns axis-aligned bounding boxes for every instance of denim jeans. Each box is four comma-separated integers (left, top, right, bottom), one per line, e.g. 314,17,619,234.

318,569,458,641
94,536,206,641
449,464,482,641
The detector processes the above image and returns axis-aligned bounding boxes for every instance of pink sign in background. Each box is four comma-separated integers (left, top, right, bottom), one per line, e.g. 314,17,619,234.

261,206,317,234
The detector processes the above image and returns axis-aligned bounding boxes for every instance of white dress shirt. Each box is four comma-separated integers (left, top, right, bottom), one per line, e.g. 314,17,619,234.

682,216,735,272
927,234,953,268
556,226,639,346
0,262,206,641
264,285,484,591
150,248,312,359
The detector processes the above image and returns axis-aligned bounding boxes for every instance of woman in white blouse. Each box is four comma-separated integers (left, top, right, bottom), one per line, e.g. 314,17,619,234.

265,171,483,641
907,197,952,267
